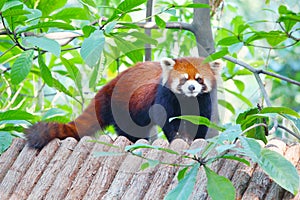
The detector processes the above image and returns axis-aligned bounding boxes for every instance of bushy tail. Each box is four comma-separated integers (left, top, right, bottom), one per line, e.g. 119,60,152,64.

26,99,103,149
25,122,79,149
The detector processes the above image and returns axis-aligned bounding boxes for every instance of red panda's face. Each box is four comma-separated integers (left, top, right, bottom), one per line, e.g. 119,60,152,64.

160,57,219,97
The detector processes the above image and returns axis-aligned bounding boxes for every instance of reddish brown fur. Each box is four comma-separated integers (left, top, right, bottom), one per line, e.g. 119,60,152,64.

25,57,219,149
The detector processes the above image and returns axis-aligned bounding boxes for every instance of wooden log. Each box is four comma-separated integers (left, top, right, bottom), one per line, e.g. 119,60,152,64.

43,136,94,200
241,139,287,200
166,138,207,195
0,142,38,199
27,137,78,200
121,138,169,200
65,135,113,200
143,139,189,200
227,158,257,200
0,138,26,183
82,136,131,200
10,138,60,200
102,139,150,200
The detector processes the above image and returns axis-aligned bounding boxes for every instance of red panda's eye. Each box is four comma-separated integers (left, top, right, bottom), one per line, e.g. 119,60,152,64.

196,78,203,83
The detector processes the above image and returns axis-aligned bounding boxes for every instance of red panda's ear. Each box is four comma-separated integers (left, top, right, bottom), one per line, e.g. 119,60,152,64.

160,57,175,70
209,59,223,75
160,57,175,85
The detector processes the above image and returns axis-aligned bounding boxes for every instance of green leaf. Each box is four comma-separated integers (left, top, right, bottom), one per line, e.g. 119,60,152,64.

239,137,262,163
129,31,158,45
165,163,199,200
80,30,105,67
259,148,299,195
18,22,75,34
80,0,96,7
2,1,22,11
41,108,66,121
2,9,31,17
37,0,67,16
233,79,245,93
0,110,36,121
204,49,229,63
61,57,82,92
215,124,242,143
245,31,287,47
89,60,101,88
235,108,268,143
125,143,180,155
0,0,7,11
52,78,74,97
177,167,189,181
93,151,126,157
154,15,166,29
113,35,143,63
218,36,240,46
38,54,54,86
108,0,147,22
82,25,96,37
218,99,235,114
204,166,235,200
225,88,253,107
51,7,90,21
0,131,13,154
11,50,34,84
24,36,61,57
171,115,225,131
104,21,117,34
140,159,160,170
260,106,300,118
221,154,250,166
140,162,150,170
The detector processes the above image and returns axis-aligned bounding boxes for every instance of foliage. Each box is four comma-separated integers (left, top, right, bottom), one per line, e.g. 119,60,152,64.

0,0,299,198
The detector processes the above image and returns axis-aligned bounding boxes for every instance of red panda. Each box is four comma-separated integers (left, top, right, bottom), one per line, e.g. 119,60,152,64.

25,57,221,149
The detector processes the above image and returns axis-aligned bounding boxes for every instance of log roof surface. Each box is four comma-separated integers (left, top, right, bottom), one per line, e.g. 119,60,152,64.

0,136,299,200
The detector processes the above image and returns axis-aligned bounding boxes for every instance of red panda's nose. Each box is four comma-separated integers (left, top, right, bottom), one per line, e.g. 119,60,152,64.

188,85,195,91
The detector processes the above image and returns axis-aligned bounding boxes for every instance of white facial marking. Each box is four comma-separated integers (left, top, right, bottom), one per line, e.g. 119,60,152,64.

170,78,180,94
202,78,212,93
195,73,200,79
181,80,202,97
183,73,188,79
160,57,175,85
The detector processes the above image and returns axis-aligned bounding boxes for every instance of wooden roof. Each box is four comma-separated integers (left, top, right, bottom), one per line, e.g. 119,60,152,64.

0,136,299,200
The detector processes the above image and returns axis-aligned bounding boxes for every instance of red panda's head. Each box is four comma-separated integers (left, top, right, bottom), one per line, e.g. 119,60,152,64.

160,57,222,97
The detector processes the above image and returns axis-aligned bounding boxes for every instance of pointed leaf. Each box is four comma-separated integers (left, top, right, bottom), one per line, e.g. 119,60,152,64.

165,163,199,200
155,15,166,29
11,50,34,84
25,36,61,57
0,131,13,154
204,166,236,200
259,148,299,195
80,30,105,67
38,54,54,86
0,110,36,121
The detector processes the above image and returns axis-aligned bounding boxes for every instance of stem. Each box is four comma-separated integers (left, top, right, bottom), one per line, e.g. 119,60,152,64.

278,125,300,140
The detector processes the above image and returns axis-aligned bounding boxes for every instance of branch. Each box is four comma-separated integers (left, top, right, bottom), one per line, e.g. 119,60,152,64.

223,55,300,87
134,21,194,32
278,124,300,140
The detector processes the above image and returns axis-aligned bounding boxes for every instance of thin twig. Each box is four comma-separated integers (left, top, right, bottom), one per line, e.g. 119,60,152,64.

278,124,300,140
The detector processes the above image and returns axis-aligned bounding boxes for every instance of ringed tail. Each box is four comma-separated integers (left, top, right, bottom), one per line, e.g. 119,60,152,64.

25,99,101,149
